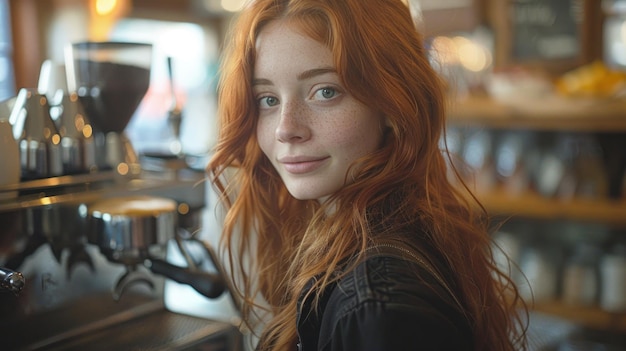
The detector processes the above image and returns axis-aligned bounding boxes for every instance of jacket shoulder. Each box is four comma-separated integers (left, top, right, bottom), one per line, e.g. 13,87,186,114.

328,254,458,318
317,254,473,350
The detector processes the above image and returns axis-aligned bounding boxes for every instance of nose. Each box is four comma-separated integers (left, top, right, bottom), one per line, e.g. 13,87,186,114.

275,102,311,143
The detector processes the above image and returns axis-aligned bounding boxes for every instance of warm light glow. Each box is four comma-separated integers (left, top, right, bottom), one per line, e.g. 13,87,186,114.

432,35,492,73
455,36,490,72
89,0,129,41
431,36,459,65
221,0,245,12
117,162,129,175
178,203,190,215
96,0,117,16
83,125,93,138
51,134,61,145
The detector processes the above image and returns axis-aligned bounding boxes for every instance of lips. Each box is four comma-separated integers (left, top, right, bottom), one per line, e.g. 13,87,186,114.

278,156,329,174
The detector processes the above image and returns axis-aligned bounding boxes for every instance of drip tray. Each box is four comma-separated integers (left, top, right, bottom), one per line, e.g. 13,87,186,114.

39,310,243,351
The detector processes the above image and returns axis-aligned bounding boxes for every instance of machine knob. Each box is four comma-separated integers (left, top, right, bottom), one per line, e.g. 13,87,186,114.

0,267,25,295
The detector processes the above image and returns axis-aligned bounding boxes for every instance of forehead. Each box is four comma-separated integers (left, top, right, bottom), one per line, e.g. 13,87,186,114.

254,20,333,76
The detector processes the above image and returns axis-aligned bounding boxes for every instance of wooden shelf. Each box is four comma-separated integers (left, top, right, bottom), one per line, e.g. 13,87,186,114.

475,188,626,226
447,96,626,132
449,95,626,335
533,300,626,333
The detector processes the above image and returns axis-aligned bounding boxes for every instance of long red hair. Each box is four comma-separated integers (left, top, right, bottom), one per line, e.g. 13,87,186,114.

208,0,527,350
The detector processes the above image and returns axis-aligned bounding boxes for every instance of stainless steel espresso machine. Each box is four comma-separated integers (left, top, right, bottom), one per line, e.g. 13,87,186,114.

0,42,242,350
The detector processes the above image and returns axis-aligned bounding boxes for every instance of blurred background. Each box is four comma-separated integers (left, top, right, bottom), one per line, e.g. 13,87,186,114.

1,0,626,350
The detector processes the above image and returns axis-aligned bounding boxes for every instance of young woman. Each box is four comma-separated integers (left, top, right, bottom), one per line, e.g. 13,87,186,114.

207,0,527,350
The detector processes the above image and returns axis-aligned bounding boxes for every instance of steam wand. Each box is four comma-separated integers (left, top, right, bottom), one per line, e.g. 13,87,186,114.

166,56,183,156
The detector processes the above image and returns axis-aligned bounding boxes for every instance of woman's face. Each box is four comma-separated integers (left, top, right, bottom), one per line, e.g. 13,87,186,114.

254,21,385,202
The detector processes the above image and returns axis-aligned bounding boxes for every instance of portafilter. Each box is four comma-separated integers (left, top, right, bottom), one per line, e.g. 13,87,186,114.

86,195,225,300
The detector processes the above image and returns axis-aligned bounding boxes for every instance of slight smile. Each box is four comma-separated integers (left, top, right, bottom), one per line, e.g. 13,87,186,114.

278,156,329,174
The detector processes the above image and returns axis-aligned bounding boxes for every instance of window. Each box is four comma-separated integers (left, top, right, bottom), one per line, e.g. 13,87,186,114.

109,18,220,155
0,0,15,102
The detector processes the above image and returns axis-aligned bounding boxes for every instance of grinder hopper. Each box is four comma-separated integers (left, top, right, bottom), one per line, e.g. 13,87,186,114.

66,41,152,173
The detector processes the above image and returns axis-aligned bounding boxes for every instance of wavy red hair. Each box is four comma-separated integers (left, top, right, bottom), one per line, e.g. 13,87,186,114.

208,0,527,350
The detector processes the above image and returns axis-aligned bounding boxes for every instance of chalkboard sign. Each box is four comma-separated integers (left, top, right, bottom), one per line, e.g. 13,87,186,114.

511,0,583,61
487,0,601,74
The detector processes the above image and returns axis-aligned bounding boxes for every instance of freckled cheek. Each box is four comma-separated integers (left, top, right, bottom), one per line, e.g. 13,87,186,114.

320,128,366,166
328,124,358,146
326,113,381,150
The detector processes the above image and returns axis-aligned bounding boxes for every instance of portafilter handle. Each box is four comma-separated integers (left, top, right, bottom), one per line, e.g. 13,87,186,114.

0,267,25,295
145,258,225,299
177,236,241,314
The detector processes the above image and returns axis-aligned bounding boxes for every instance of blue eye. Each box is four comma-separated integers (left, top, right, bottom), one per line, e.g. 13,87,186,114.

259,96,279,108
315,87,337,100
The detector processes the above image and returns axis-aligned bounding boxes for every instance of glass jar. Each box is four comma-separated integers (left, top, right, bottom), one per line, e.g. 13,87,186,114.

599,243,626,312
562,243,601,306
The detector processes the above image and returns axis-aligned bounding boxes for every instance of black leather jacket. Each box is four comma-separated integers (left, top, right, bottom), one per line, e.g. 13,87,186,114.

295,246,473,351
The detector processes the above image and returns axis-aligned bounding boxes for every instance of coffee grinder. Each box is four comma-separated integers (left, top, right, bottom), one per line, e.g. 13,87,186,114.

65,41,152,175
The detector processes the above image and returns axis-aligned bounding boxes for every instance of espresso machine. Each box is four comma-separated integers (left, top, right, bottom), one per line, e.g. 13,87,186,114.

0,42,242,350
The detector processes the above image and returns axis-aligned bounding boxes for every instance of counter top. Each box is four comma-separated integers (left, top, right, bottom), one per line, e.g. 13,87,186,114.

0,169,208,213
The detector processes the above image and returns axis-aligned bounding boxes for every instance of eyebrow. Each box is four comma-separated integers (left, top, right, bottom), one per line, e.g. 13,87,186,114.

252,66,336,86
297,67,336,80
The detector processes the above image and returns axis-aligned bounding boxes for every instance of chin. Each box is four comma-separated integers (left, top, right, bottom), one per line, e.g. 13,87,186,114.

284,181,338,202
286,187,327,202
288,192,318,201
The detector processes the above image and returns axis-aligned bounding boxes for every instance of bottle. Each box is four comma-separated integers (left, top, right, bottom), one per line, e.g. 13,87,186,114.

599,244,626,312
562,243,600,307
519,244,558,303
